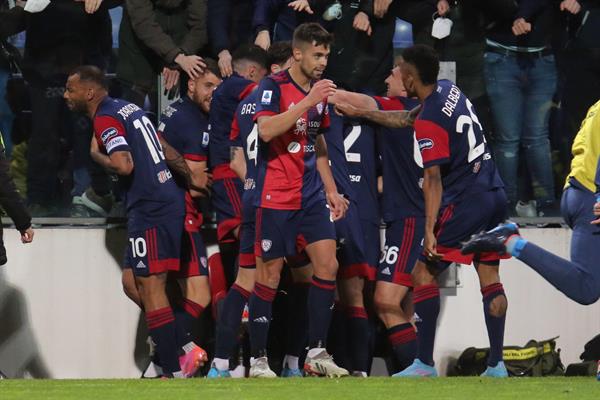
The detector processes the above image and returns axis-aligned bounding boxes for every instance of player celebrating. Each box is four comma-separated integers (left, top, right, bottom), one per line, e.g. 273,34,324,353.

462,100,600,305
209,45,269,285
157,59,222,354
332,65,424,373
208,42,295,378
64,66,205,378
338,45,509,378
248,22,349,378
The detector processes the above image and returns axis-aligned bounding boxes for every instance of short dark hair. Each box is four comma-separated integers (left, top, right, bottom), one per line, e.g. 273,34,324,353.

267,41,292,68
70,65,108,90
292,23,333,49
401,45,439,85
201,58,222,79
232,44,269,70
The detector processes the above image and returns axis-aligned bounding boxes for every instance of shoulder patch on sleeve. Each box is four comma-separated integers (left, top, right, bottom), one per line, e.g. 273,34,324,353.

261,90,273,105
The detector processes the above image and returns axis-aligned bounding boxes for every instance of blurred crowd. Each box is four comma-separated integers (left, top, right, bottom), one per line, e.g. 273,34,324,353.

0,0,598,218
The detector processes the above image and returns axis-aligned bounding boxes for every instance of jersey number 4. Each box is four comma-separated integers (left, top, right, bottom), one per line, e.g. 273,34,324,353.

247,123,259,165
133,116,165,164
456,99,485,163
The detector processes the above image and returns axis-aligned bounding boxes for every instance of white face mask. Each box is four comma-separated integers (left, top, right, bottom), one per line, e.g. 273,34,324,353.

322,1,342,21
24,0,51,13
431,17,453,39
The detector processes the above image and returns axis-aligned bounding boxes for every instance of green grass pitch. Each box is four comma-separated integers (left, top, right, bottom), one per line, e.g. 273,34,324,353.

1,377,598,400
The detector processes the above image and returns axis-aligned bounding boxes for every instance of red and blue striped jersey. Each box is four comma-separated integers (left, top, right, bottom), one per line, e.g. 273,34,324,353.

253,70,330,210
93,97,184,230
415,80,504,206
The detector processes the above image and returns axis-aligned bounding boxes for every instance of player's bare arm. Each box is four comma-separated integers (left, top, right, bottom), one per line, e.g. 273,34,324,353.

336,102,421,128
328,89,377,111
316,135,349,220
423,165,443,261
186,159,211,198
90,136,134,175
258,79,337,142
229,146,247,181
159,137,207,194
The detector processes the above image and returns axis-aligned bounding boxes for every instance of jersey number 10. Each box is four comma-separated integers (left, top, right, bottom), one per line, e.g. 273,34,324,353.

133,116,166,164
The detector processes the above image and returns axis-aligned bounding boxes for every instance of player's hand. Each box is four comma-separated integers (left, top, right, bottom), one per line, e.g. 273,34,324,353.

407,104,422,126
437,0,450,17
560,0,581,14
306,79,336,107
162,67,180,92
218,50,233,78
353,11,372,36
90,135,100,154
288,0,314,14
255,30,271,50
334,102,363,118
20,227,34,244
175,54,206,80
374,0,393,18
326,192,349,221
512,18,532,36
424,230,442,261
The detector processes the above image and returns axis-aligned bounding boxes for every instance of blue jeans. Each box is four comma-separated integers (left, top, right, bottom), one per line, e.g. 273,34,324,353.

484,51,557,203
0,69,13,156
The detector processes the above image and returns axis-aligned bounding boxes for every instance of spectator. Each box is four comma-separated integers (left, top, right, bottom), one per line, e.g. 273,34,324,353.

117,0,208,114
1,0,118,216
556,0,600,179
208,0,254,77
484,0,558,216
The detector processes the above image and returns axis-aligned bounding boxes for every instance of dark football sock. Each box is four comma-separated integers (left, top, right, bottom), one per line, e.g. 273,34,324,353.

146,307,181,374
248,282,276,357
413,284,440,366
174,298,205,347
286,282,310,358
346,306,370,373
387,322,417,370
481,283,506,367
308,276,336,348
215,284,250,360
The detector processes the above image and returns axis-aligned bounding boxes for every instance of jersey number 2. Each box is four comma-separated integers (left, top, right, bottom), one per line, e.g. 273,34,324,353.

344,125,361,163
133,116,165,164
456,99,485,163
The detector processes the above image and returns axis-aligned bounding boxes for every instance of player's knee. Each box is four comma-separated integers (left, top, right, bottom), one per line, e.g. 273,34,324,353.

313,257,338,281
488,294,508,318
412,263,435,287
235,271,256,292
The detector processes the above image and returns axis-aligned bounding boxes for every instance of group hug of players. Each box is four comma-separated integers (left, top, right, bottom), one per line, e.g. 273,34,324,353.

62,21,600,380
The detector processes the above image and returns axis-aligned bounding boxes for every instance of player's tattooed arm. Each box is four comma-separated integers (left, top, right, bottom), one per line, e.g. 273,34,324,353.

230,146,246,181
90,136,134,175
335,103,421,128
159,137,207,193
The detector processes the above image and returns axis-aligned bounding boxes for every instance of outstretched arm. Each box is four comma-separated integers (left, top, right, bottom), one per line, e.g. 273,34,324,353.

335,102,421,128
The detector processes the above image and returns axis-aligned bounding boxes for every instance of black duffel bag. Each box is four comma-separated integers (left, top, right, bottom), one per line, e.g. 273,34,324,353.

454,337,564,377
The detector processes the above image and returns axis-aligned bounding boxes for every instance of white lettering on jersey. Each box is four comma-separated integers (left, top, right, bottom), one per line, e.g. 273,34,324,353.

105,136,128,153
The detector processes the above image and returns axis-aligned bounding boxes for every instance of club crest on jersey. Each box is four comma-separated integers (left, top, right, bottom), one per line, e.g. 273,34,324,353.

294,117,307,135
287,141,301,154
418,138,434,151
316,103,323,115
261,90,273,105
261,239,272,252
101,127,118,144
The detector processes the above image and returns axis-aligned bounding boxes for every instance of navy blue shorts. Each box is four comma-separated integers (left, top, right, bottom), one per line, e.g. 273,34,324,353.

255,199,336,261
124,219,183,277
422,188,508,269
174,214,208,278
211,178,243,243
378,216,425,287
336,202,375,281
